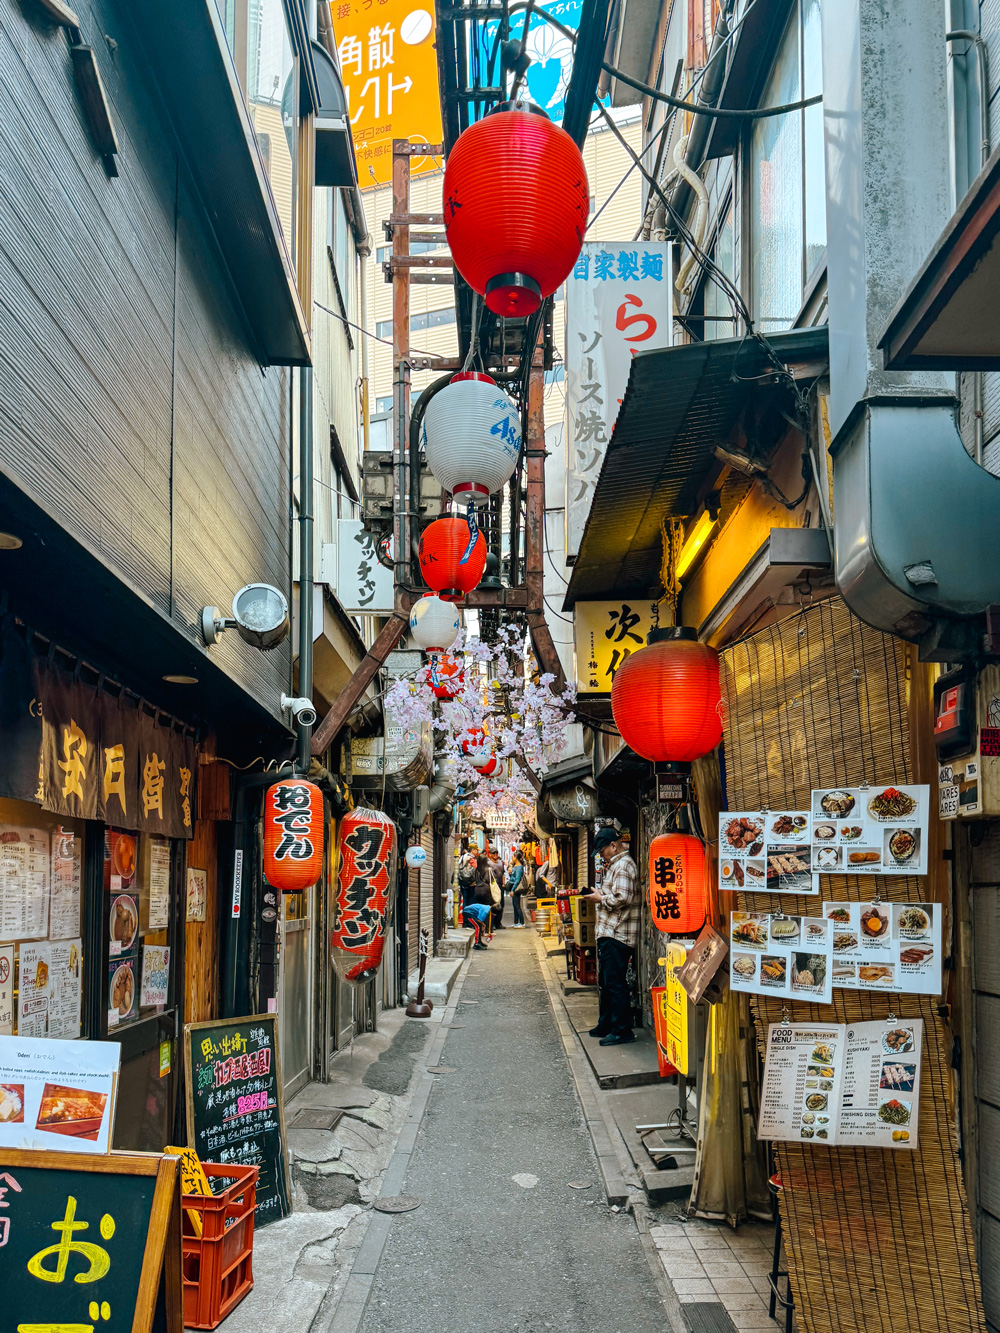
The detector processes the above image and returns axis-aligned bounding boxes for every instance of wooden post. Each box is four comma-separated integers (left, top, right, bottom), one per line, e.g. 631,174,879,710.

405,926,433,1017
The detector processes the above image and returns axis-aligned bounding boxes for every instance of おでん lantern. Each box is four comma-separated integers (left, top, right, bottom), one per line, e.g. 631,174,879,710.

263,778,324,892
611,627,723,768
418,515,487,601
444,103,589,317
422,652,464,699
332,807,397,984
648,833,708,935
404,844,427,869
409,594,460,652
421,373,521,501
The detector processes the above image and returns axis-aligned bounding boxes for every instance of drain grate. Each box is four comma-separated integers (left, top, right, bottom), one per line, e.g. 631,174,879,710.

290,1107,346,1131
683,1303,740,1333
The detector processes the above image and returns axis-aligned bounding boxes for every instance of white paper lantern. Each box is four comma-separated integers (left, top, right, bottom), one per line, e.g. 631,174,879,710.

421,372,521,499
404,844,427,869
409,594,460,651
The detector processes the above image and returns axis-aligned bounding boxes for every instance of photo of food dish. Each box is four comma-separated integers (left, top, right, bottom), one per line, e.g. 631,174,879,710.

877,1097,911,1126
36,1083,109,1140
759,956,787,986
805,1093,828,1111
819,790,856,817
732,954,756,979
770,917,800,942
722,817,764,853
883,1027,915,1054
731,862,745,888
771,814,809,840
720,860,734,882
814,823,837,841
811,1043,835,1064
805,1079,818,1088
801,1111,815,1124
805,921,828,941
832,962,856,982
110,895,138,951
111,961,135,1016
807,1065,835,1079
744,860,766,884
35,957,49,989
826,906,852,924
887,828,919,863
868,787,918,821
791,953,826,992
860,907,888,938
732,914,768,947
898,906,930,937
819,1079,833,1090
859,964,894,983
880,1062,917,1092
814,846,842,871
833,932,858,953
899,945,934,966
847,849,882,867
891,1130,910,1143
840,826,863,841
767,851,810,878
816,1128,829,1139
0,1083,24,1123
112,833,137,879
801,1126,815,1138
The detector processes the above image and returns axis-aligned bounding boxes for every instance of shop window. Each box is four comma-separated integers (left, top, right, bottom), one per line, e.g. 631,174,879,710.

0,800,87,1040
105,831,174,1033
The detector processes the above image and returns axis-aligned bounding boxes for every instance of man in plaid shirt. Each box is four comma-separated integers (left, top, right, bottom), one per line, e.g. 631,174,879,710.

580,826,639,1045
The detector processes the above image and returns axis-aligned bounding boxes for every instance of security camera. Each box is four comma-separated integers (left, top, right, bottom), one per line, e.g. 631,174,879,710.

281,694,318,728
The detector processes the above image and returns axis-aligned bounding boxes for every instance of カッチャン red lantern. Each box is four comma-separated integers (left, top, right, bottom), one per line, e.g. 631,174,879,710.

418,515,487,601
332,807,397,984
422,652,464,699
648,833,708,935
611,627,723,767
444,104,589,317
263,778,324,892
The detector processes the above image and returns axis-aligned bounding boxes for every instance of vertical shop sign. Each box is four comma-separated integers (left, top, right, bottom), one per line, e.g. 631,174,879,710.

336,519,394,613
0,943,13,1033
36,661,100,819
572,599,658,694
231,849,244,918
565,241,672,559
94,689,140,830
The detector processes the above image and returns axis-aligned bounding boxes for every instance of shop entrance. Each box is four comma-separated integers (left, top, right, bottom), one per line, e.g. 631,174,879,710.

279,885,314,1098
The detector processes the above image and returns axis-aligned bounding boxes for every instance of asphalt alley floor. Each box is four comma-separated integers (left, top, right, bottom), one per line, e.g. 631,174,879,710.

361,925,671,1333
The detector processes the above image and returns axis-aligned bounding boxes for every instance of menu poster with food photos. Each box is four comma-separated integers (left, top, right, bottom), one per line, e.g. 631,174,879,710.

719,811,819,895
17,940,83,1040
730,912,833,1003
810,785,929,875
825,901,941,995
758,1019,923,1149
0,826,50,940
108,957,137,1028
0,1033,119,1153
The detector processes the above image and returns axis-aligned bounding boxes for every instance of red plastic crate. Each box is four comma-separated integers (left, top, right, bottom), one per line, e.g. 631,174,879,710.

180,1161,259,1329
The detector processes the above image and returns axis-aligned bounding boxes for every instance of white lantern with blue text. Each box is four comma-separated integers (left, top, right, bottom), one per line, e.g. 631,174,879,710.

409,594,460,652
404,844,427,870
421,372,521,501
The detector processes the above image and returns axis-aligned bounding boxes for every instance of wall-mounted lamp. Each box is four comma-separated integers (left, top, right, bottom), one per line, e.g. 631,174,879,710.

201,584,290,651
675,500,720,582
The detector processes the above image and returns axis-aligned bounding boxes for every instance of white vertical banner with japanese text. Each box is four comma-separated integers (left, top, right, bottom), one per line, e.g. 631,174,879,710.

573,599,659,694
336,519,394,613
564,241,672,559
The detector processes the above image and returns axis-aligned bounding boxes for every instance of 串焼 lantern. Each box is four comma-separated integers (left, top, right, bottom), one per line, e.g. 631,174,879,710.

263,778,324,892
421,373,521,501
332,807,397,984
611,627,723,768
409,594,460,652
422,652,464,699
418,515,487,601
648,833,709,935
444,103,589,317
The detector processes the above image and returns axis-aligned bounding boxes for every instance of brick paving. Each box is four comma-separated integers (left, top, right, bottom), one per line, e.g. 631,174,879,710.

650,1220,788,1331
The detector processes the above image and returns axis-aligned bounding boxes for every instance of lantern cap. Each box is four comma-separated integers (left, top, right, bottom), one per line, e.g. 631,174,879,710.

648,625,697,645
487,100,550,120
450,371,497,385
485,272,542,317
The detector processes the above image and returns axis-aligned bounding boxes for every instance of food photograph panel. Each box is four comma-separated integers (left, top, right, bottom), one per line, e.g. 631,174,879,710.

730,913,832,1002
822,901,941,994
810,785,929,874
719,811,819,895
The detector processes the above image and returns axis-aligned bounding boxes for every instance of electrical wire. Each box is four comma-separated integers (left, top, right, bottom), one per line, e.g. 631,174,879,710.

313,300,451,363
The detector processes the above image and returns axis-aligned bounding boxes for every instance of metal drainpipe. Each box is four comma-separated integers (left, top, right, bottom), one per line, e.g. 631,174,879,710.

358,238,371,453
298,366,315,772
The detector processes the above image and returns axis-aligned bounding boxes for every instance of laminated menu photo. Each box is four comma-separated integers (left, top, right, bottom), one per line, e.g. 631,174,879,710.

719,811,818,896
758,1018,923,1149
810,784,929,875
824,900,941,995
730,912,833,1003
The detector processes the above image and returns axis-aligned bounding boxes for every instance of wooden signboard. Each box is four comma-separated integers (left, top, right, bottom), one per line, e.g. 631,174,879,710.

0,1148,181,1333
184,1013,290,1226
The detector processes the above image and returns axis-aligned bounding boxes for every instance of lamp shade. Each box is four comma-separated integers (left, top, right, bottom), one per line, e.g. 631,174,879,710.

409,594,460,652
610,628,723,765
418,515,488,601
421,373,521,500
263,779,324,892
444,104,589,317
422,652,464,699
332,807,397,983
648,833,709,935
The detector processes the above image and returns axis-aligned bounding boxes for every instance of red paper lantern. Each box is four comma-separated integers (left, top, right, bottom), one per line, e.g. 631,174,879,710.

648,833,708,935
332,807,397,984
422,652,464,699
461,727,489,759
474,754,499,777
611,628,723,766
418,516,487,601
444,103,589,317
263,779,324,892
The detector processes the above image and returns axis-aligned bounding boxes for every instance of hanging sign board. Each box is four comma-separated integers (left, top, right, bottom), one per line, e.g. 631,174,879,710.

572,599,659,695
729,913,833,1003
335,520,395,613
0,1148,182,1333
719,811,819,895
0,1035,119,1153
809,784,929,874
184,1014,290,1227
824,900,942,994
674,923,728,1003
758,1019,923,1148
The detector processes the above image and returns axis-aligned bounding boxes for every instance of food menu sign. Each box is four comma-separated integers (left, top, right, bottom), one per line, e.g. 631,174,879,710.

719,811,818,895
0,1035,120,1153
825,901,941,994
810,785,929,875
730,912,833,1003
758,1019,923,1149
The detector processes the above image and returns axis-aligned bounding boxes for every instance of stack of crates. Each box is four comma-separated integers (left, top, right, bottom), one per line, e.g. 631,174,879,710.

568,895,598,984
533,897,558,934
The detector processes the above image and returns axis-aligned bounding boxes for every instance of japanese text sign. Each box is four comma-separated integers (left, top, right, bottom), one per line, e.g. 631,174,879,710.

332,807,397,982
477,0,585,125
333,0,443,188
0,1036,120,1154
336,519,395,613
565,241,672,558
572,599,658,694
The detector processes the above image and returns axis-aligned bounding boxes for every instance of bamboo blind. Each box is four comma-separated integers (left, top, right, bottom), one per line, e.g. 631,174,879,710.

722,599,984,1333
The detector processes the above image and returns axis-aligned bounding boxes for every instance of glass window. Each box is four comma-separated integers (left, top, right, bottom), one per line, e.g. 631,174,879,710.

704,198,737,340
0,800,86,1040
104,831,174,1033
375,395,393,413
376,320,392,339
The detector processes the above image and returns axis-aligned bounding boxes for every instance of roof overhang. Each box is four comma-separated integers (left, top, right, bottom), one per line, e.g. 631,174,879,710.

563,326,829,608
881,140,1000,370
702,0,796,161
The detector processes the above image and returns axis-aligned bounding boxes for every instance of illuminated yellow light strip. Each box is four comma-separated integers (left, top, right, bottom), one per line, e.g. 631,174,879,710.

675,510,718,580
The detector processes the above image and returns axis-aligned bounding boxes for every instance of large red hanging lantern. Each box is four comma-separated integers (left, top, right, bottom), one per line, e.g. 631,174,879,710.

648,833,709,935
444,103,589,318
422,652,464,699
332,807,397,984
263,778,324,892
418,515,487,601
611,628,723,768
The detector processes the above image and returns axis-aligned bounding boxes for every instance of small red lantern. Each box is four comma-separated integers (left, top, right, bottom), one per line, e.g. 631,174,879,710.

461,727,489,759
444,103,589,317
332,807,397,984
648,833,708,935
418,516,487,601
263,779,324,892
474,753,499,777
611,628,723,767
422,652,464,699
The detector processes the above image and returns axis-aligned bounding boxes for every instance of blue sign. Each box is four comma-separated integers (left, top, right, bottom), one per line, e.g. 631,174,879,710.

477,0,585,125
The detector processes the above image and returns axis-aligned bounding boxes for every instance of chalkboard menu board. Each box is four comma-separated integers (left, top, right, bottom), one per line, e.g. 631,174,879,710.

184,1014,290,1226
0,1148,181,1333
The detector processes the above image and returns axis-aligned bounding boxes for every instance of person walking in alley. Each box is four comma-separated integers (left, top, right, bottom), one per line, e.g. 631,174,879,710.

506,851,526,927
463,854,495,950
487,844,506,929
581,827,639,1045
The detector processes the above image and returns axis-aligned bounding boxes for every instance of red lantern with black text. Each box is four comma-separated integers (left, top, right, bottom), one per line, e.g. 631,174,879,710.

648,833,708,935
611,627,723,768
422,652,464,699
419,516,487,601
332,807,397,984
444,104,589,317
263,778,324,892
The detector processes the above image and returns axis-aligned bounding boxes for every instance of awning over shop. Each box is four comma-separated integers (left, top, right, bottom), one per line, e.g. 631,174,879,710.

881,142,1000,369
564,327,829,608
